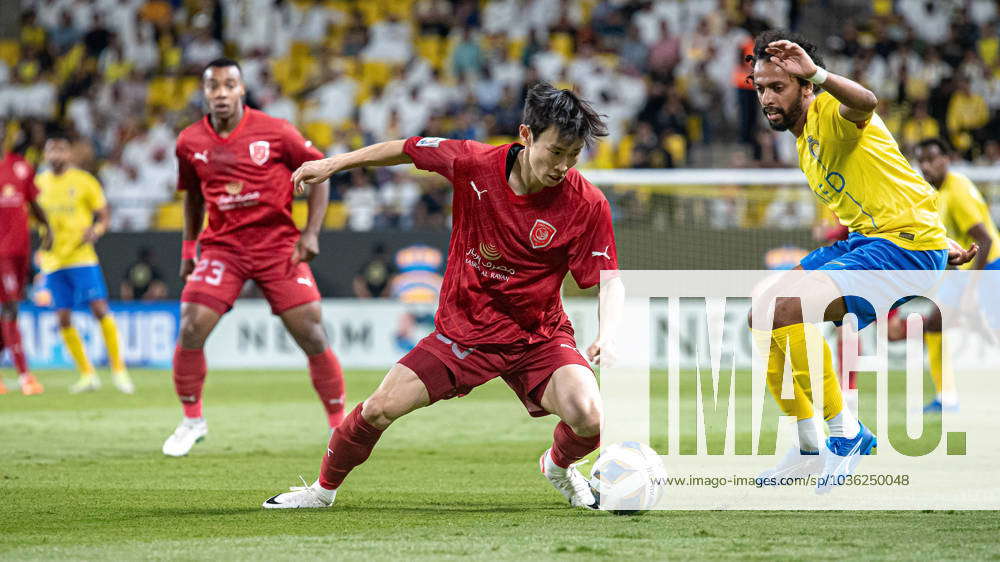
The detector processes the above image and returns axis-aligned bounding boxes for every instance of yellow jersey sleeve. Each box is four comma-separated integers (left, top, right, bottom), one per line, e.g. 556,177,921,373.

82,172,106,212
795,92,948,251
939,172,1000,269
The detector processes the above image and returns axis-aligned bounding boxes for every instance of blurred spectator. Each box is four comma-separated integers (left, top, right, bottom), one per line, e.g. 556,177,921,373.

344,170,378,231
947,78,989,157
353,243,395,298
363,13,412,63
120,247,167,300
452,27,484,78
182,15,223,71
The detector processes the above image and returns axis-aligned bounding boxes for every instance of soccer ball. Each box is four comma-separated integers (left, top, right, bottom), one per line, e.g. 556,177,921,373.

589,441,668,514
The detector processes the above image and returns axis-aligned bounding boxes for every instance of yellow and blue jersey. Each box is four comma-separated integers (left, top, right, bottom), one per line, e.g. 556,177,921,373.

35,167,106,273
796,92,948,252
937,171,1000,270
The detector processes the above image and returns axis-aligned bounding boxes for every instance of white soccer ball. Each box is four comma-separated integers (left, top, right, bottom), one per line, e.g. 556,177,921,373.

590,441,668,514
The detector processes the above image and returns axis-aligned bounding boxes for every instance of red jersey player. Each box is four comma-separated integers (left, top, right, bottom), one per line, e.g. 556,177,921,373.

162,59,345,456
264,83,624,510
0,120,50,395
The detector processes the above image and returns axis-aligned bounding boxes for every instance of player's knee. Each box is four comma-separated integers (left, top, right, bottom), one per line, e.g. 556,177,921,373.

0,302,16,319
563,399,601,438
56,311,72,328
294,325,328,356
771,298,802,330
178,319,208,349
360,395,396,430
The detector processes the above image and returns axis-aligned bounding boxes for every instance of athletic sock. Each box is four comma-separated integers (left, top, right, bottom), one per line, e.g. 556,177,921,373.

307,348,346,428
99,315,126,373
60,325,95,375
549,421,600,469
826,406,861,439
925,331,958,406
173,346,207,418
1,320,29,376
319,404,384,490
797,416,823,453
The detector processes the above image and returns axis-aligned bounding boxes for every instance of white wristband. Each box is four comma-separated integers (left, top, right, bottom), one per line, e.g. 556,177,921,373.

806,67,828,85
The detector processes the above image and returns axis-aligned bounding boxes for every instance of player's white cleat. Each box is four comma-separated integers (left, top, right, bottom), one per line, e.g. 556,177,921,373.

162,417,208,457
69,374,101,394
263,478,336,509
540,448,598,509
816,422,877,495
758,446,824,485
112,371,135,394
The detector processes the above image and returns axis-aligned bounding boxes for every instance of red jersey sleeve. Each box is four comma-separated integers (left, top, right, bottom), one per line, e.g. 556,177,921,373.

23,164,38,202
403,136,477,182
175,143,199,192
568,198,619,289
281,121,325,169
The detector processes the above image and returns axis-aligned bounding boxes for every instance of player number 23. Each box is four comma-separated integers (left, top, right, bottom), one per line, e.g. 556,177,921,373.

190,259,226,286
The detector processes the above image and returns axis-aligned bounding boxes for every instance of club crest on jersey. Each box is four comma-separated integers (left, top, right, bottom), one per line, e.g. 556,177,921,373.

249,140,270,166
529,219,557,249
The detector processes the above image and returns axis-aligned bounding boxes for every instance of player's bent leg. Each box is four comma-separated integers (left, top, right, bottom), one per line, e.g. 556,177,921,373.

279,302,346,428
89,299,133,394
538,365,601,509
163,303,220,457
264,364,431,509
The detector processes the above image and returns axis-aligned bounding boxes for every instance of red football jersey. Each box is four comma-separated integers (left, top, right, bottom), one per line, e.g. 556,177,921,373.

0,153,38,258
175,107,324,252
403,136,619,346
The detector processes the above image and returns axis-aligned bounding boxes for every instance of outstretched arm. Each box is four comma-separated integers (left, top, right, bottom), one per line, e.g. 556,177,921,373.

293,140,412,194
180,188,205,279
764,39,878,123
293,180,329,264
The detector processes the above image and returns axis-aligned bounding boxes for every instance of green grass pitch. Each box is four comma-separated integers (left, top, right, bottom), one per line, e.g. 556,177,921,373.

2,369,998,560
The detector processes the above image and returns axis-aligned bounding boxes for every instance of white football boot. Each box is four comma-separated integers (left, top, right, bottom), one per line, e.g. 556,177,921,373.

263,478,336,509
69,374,101,394
161,417,208,457
758,446,824,485
540,448,598,509
112,371,135,394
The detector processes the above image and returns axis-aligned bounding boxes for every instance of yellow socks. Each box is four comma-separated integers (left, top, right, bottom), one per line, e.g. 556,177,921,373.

99,315,126,373
60,325,95,376
925,331,957,405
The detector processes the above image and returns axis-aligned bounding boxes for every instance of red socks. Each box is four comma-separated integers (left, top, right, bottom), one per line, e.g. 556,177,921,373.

319,404,383,490
1,320,28,376
173,346,207,418
550,421,600,469
308,348,346,428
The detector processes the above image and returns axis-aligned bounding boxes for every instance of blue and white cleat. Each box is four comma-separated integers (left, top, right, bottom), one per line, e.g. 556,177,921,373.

923,399,959,414
758,446,823,485
816,422,877,495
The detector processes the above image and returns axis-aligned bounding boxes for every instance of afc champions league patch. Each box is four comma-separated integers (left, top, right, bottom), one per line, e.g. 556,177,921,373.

416,137,445,148
529,219,557,249
248,140,270,166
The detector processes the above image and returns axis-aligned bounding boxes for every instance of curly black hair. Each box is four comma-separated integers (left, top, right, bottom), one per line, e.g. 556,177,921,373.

916,137,952,155
746,29,826,88
521,82,608,147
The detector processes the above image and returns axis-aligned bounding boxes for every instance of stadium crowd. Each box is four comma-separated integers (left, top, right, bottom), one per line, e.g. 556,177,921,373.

0,0,998,232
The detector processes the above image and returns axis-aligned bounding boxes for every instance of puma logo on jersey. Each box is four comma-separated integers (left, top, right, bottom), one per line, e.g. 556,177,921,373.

193,150,209,164
471,181,487,200
592,246,611,259
296,277,313,287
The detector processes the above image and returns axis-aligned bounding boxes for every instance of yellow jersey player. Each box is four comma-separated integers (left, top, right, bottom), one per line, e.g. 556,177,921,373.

748,30,976,492
890,138,1000,413
35,131,133,394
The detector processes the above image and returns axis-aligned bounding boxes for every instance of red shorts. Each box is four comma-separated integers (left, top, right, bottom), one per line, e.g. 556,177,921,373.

0,255,29,303
180,247,321,315
398,322,593,417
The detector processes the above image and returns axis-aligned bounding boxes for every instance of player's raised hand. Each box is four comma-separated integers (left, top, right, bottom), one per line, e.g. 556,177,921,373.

292,231,320,264
947,239,978,266
180,258,196,280
764,40,818,79
587,337,618,368
292,158,336,195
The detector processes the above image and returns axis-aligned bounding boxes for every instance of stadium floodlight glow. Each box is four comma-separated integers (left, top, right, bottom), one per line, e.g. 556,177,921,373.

600,269,1000,509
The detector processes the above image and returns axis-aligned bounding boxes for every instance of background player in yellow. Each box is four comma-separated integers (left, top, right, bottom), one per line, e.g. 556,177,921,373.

35,132,133,394
748,30,976,492
887,138,1000,413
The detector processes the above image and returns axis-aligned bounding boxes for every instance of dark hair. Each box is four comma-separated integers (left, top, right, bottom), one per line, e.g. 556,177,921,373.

203,57,242,75
521,82,608,146
45,125,73,143
916,137,951,155
747,29,825,88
